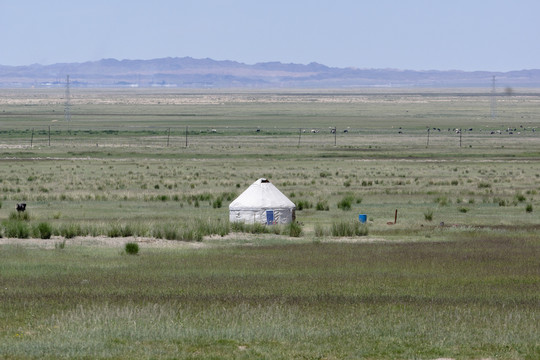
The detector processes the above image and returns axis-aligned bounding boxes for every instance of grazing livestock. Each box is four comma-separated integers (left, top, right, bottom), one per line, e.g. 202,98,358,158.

16,203,26,212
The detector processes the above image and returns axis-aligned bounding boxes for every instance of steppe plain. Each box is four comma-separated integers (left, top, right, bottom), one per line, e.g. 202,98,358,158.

0,88,538,359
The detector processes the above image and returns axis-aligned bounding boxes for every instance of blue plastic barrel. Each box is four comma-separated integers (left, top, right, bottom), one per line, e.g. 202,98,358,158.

358,214,367,223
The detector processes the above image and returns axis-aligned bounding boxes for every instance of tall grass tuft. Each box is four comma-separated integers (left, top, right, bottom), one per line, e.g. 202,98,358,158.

296,199,313,211
230,221,272,234
314,223,327,237
152,218,229,242
316,200,329,211
3,220,30,238
424,209,434,221
57,223,83,239
35,222,53,239
283,222,302,237
9,211,30,221
125,242,139,255
331,220,368,237
337,195,355,211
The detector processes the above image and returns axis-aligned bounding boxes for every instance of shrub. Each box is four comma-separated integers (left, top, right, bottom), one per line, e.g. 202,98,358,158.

125,242,139,255
36,222,52,239
515,193,526,202
424,209,434,221
458,207,469,213
526,204,533,213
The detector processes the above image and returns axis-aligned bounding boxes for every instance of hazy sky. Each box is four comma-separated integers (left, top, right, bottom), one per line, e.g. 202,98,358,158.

1,0,538,71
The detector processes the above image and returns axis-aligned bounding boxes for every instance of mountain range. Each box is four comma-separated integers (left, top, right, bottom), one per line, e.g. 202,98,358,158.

1,57,539,88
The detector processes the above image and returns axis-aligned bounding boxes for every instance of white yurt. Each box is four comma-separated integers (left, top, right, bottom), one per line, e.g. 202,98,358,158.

229,178,296,225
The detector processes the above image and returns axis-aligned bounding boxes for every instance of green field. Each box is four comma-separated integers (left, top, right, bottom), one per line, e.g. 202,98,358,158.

0,88,539,359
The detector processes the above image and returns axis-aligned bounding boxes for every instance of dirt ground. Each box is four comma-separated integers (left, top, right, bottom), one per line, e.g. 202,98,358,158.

0,234,387,250
0,236,208,250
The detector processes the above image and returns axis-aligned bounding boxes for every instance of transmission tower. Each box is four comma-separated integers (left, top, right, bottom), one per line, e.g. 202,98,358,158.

64,75,71,123
490,75,497,119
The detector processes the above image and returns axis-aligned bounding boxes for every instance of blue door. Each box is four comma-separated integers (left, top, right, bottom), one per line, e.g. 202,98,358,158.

266,210,274,225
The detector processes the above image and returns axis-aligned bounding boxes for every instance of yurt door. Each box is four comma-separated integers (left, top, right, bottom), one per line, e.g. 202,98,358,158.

266,210,274,225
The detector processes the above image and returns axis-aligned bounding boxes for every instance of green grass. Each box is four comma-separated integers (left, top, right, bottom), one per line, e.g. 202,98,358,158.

0,88,540,358
0,235,538,359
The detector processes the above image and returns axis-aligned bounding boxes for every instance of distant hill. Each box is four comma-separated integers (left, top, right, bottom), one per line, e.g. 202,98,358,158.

1,57,539,88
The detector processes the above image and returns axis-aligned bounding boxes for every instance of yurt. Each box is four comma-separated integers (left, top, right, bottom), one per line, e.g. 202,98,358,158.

229,178,296,225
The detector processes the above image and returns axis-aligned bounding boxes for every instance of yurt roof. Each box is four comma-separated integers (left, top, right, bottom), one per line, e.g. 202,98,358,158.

229,178,295,210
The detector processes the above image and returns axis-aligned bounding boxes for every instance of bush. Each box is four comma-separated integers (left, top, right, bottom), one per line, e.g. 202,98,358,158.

36,222,52,239
125,242,139,255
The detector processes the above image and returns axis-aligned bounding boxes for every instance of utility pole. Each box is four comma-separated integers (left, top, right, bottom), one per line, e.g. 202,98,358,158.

64,75,71,123
490,76,497,120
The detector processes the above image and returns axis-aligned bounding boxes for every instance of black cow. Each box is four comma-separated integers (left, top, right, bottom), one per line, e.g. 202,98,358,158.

16,203,26,212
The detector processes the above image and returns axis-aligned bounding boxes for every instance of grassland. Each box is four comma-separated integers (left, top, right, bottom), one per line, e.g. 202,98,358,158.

0,88,539,359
